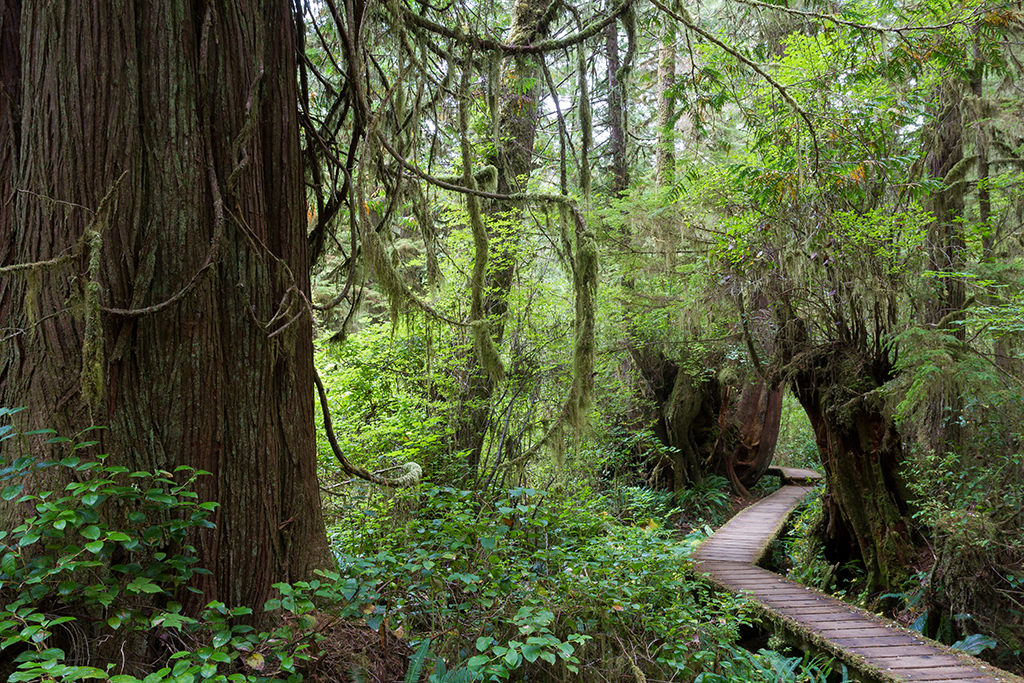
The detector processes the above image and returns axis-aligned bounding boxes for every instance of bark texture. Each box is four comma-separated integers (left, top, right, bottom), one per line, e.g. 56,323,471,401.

786,340,915,595
712,380,782,494
925,82,966,334
655,21,675,188
0,0,330,618
627,347,780,495
0,0,19,330
605,7,629,196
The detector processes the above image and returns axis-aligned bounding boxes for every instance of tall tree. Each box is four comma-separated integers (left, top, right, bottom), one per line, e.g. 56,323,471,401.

925,80,968,336
606,6,630,195
0,0,330,624
450,0,555,476
656,18,676,187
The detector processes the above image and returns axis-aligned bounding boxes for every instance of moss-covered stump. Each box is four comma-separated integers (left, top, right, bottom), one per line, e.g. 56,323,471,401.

925,511,1024,674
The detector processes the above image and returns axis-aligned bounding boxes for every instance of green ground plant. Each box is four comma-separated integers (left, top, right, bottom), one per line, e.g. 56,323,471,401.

771,488,840,595
0,414,382,683
695,645,842,683
326,483,760,681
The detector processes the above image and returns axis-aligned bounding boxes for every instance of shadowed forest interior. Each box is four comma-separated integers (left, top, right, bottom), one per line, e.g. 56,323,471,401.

1,0,1023,681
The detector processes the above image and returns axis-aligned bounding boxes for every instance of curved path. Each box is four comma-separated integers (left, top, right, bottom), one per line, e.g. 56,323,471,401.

693,473,1024,683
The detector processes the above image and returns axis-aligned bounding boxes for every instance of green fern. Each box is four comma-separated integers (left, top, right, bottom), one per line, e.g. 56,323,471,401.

404,639,431,683
428,652,480,683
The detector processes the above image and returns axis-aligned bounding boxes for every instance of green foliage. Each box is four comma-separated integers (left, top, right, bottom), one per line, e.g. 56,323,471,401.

829,205,932,277
0,416,381,683
604,485,679,524
695,646,840,683
772,487,840,594
0,438,214,620
591,424,732,527
952,633,999,655
314,325,451,478
891,326,1024,547
677,475,732,527
328,484,756,681
312,210,585,484
774,395,819,471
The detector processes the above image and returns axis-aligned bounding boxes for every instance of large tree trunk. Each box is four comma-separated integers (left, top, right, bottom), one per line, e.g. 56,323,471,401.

605,5,629,196
0,0,330,622
454,0,550,477
925,82,967,335
970,32,993,262
787,341,916,595
0,0,18,328
626,347,781,495
713,380,782,494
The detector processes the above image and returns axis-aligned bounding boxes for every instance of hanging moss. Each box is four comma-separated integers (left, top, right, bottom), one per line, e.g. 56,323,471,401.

81,230,105,415
0,247,82,337
436,165,498,192
500,202,596,472
390,462,423,487
455,53,505,386
24,269,40,336
942,154,977,188
360,219,408,323
472,319,505,383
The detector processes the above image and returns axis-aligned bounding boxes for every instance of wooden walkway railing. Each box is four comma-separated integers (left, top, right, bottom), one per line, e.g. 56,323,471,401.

693,473,1024,683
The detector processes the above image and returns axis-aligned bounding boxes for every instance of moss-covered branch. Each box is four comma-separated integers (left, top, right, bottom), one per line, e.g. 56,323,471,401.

400,0,632,56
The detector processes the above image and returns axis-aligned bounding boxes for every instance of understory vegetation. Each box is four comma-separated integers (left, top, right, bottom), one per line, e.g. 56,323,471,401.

1,412,844,683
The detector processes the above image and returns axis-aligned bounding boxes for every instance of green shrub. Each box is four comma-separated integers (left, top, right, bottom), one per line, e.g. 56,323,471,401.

677,475,732,527
770,487,841,594
695,646,841,683
328,484,757,681
603,485,678,524
0,415,380,683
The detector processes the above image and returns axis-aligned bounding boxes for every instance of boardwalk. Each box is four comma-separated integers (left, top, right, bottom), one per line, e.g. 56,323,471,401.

693,480,1024,683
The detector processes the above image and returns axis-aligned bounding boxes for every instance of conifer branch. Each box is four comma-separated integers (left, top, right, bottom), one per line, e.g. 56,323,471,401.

650,0,821,171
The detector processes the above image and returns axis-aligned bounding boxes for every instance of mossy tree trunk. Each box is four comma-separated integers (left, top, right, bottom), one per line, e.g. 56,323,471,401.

628,347,781,496
606,2,629,196
925,81,967,336
786,340,916,595
659,367,709,489
655,19,675,188
454,0,551,478
0,0,331,622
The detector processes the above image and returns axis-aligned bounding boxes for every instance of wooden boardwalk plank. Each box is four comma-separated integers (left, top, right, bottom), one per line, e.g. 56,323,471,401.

832,635,928,647
766,466,825,483
892,670,995,680
882,656,973,668
692,483,1024,683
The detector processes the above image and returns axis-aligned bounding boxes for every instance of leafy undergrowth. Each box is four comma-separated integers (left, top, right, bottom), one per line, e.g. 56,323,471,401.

0,416,841,683
0,424,409,683
326,482,844,682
